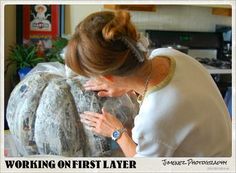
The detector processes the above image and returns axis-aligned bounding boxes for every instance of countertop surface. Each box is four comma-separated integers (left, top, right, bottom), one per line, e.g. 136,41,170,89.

203,64,232,74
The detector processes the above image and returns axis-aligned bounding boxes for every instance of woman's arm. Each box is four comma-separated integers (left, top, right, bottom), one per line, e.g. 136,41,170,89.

116,130,137,157
80,108,137,157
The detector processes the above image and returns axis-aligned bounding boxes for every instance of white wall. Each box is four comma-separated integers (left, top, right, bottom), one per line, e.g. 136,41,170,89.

131,5,231,32
65,5,232,35
65,5,104,34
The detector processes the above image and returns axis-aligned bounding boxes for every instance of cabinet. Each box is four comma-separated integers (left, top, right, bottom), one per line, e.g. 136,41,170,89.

191,5,232,16
212,8,232,17
104,5,232,16
104,5,156,12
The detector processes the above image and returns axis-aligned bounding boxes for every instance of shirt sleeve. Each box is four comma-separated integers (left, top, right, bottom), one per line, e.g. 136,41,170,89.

134,136,176,157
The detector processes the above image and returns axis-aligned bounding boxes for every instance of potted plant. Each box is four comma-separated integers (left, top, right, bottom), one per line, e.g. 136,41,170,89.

8,44,45,80
45,37,68,64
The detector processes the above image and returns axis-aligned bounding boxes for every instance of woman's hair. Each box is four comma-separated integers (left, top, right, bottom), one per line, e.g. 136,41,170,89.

65,10,147,77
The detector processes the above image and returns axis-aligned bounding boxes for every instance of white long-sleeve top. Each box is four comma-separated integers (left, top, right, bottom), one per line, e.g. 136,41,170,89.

132,48,232,157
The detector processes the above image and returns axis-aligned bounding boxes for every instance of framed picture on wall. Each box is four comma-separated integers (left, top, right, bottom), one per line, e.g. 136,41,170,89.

16,4,65,49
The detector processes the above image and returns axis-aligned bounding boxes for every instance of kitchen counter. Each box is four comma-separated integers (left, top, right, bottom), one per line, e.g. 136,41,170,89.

148,49,232,75
203,64,232,74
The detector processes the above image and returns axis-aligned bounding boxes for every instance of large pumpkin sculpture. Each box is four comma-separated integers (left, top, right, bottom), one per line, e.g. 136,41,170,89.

6,62,138,157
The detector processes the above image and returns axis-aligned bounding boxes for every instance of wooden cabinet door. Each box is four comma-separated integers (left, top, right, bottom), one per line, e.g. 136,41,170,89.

104,5,156,12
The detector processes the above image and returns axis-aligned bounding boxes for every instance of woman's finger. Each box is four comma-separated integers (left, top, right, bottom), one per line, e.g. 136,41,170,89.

82,111,113,130
84,125,96,132
80,113,99,122
101,107,124,129
97,91,110,97
81,109,122,137
101,108,115,118
84,77,104,86
84,84,107,91
83,82,102,88
84,81,102,86
80,118,97,127
101,108,109,115
83,111,102,118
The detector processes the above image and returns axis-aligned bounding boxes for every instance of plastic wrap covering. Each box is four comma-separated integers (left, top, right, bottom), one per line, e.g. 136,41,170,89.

6,62,138,157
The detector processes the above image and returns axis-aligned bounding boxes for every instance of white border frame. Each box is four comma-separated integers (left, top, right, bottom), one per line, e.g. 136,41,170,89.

1,0,235,172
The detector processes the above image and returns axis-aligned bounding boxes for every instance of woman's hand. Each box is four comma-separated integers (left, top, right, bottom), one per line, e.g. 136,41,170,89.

80,108,137,157
83,77,130,97
79,108,123,137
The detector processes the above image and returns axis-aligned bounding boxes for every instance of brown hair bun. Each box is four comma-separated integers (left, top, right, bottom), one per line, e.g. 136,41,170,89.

102,10,138,41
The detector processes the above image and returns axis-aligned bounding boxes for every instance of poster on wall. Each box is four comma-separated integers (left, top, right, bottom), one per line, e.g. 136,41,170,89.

16,4,65,49
30,5,52,32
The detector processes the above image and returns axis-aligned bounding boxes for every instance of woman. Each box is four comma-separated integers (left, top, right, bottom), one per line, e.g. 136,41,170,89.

66,10,231,157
